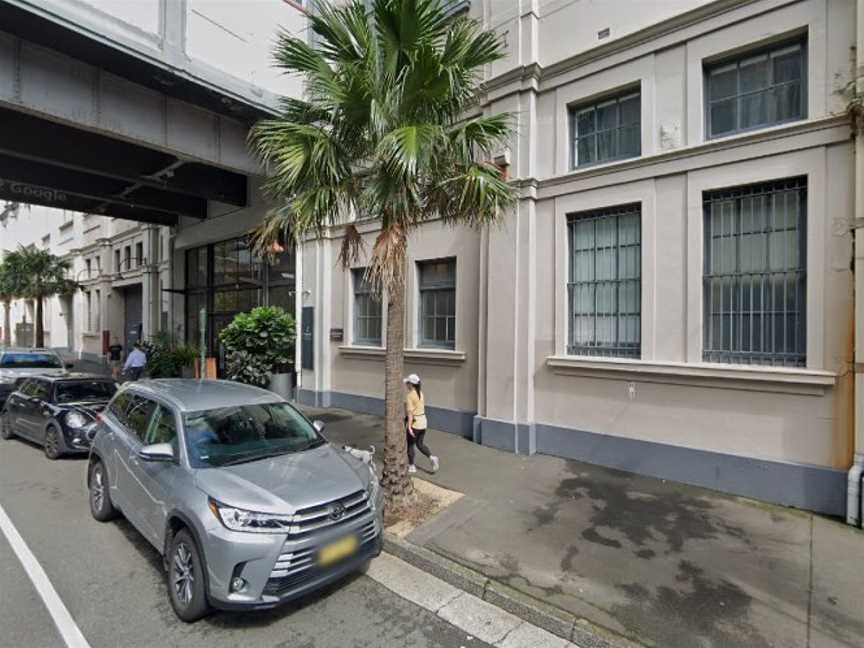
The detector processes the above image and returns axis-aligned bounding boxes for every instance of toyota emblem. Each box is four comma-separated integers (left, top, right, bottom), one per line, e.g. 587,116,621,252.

329,502,346,521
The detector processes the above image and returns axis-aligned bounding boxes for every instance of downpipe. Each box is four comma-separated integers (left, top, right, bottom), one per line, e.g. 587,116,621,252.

848,454,864,527
851,0,864,528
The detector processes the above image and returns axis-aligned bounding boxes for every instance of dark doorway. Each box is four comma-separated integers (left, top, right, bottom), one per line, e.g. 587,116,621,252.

123,285,143,352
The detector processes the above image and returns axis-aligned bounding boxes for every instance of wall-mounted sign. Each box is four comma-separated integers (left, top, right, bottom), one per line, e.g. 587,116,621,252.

301,307,314,371
330,328,344,342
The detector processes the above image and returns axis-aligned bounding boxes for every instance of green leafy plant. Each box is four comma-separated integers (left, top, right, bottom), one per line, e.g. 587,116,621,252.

219,306,296,386
141,332,198,378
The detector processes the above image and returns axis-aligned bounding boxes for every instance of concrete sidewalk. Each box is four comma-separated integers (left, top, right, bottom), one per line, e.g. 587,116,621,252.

303,405,864,648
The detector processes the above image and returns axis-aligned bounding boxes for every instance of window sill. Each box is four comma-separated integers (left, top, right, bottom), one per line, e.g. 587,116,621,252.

546,355,836,396
339,346,466,365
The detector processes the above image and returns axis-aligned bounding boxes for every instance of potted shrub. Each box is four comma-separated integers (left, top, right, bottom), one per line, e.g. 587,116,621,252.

218,306,295,396
140,332,199,378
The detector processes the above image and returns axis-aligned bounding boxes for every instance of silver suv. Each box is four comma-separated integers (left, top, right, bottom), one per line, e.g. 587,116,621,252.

87,379,383,621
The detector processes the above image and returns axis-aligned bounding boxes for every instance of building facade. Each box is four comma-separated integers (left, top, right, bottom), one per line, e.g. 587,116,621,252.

298,0,858,517
0,204,169,358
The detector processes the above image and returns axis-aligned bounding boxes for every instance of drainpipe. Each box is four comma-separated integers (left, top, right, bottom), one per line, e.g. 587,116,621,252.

849,0,864,527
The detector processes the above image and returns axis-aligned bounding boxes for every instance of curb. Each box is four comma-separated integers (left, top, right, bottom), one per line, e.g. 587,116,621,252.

383,532,643,648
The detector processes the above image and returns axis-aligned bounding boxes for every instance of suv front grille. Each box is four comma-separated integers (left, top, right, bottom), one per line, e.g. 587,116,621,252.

288,489,370,538
263,520,378,596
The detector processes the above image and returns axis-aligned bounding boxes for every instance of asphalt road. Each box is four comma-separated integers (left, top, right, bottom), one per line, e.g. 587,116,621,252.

0,436,490,648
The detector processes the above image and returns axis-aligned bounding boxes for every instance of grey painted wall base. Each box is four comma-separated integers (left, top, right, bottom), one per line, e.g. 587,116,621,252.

297,393,846,516
473,416,536,455
523,420,846,517
296,389,475,439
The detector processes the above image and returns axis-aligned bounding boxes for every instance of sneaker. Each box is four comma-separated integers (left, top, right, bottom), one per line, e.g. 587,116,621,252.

430,456,439,473
408,464,417,474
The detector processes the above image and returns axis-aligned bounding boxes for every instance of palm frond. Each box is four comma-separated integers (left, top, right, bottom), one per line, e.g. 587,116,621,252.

338,223,365,268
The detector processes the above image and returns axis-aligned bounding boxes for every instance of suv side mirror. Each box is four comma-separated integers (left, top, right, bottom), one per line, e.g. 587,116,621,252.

313,420,326,433
65,363,74,370
138,443,174,462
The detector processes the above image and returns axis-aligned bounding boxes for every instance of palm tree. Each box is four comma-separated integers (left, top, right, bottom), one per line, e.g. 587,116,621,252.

250,0,516,507
0,252,24,347
10,246,76,348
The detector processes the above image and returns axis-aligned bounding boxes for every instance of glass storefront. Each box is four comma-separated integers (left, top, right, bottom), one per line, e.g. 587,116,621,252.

185,236,295,371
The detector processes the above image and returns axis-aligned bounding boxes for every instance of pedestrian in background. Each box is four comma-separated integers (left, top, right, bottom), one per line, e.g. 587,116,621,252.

123,341,147,381
108,339,123,380
404,373,439,474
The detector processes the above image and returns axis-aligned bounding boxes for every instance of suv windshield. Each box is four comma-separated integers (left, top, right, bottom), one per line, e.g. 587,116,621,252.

0,352,62,369
184,403,324,468
56,381,117,403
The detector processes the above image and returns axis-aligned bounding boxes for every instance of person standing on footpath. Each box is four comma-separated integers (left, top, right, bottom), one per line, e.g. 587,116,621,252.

108,339,123,380
122,342,147,381
404,373,439,474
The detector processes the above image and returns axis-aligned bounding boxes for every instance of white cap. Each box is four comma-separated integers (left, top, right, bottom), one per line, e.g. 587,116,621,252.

403,373,421,385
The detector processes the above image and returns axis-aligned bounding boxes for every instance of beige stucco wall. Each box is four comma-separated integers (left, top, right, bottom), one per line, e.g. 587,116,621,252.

297,0,855,479
302,220,482,416
474,0,856,470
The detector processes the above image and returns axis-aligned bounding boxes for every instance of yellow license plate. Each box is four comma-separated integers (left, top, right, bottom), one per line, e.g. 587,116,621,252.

318,535,359,567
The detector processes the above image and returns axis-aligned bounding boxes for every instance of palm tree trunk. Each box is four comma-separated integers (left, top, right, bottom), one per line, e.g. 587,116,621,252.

381,263,415,509
2,299,10,346
35,295,44,347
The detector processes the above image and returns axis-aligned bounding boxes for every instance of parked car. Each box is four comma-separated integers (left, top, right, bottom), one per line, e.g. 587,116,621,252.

0,373,117,458
0,348,73,407
86,379,383,622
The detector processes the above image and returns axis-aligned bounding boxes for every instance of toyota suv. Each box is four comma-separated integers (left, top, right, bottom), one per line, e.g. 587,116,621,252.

87,379,383,621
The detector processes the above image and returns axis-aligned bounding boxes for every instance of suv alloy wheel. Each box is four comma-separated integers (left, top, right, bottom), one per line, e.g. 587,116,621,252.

167,529,210,622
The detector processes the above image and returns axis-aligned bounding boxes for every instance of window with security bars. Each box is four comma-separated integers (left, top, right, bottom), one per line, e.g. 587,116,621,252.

567,205,641,358
418,259,456,349
570,89,641,168
353,269,382,346
705,39,806,139
702,177,806,366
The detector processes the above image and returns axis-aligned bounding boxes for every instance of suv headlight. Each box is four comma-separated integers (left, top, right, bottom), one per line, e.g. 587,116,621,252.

65,411,89,429
208,499,293,533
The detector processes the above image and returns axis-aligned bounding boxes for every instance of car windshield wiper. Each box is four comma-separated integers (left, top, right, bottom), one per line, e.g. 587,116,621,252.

218,448,292,466
295,438,326,452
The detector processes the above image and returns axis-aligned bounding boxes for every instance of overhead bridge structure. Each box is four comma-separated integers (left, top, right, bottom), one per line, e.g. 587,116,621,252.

0,0,291,226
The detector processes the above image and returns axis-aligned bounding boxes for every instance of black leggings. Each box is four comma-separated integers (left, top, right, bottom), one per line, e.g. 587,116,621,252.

407,428,431,465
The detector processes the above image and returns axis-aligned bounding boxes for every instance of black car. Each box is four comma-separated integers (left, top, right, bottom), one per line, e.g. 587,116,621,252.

0,373,118,459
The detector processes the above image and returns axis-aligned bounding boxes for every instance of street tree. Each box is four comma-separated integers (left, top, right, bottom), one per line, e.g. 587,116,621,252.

9,246,76,348
0,251,26,346
250,0,516,508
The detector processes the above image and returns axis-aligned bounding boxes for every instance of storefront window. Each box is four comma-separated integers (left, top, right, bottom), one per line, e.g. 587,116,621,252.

184,236,294,372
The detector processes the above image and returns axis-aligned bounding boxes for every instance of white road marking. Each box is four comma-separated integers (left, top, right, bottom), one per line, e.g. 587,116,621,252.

0,502,92,648
368,553,578,648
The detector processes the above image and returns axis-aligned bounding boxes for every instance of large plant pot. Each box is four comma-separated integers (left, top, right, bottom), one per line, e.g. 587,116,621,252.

268,372,294,399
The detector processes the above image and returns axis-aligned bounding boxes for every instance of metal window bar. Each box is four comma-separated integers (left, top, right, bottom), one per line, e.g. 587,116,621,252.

705,40,806,139
567,204,641,358
353,269,382,345
702,176,806,367
419,260,456,349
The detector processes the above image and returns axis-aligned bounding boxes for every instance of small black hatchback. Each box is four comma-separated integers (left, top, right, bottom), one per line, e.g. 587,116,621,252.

0,373,118,459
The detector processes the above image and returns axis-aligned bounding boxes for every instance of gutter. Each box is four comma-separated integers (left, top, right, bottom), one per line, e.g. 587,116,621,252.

849,0,864,527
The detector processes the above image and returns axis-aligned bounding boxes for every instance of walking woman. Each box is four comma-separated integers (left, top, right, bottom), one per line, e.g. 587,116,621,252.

404,373,439,474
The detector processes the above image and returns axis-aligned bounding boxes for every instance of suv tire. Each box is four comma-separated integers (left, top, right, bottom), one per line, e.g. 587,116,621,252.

168,529,211,623
0,413,14,440
89,460,118,521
